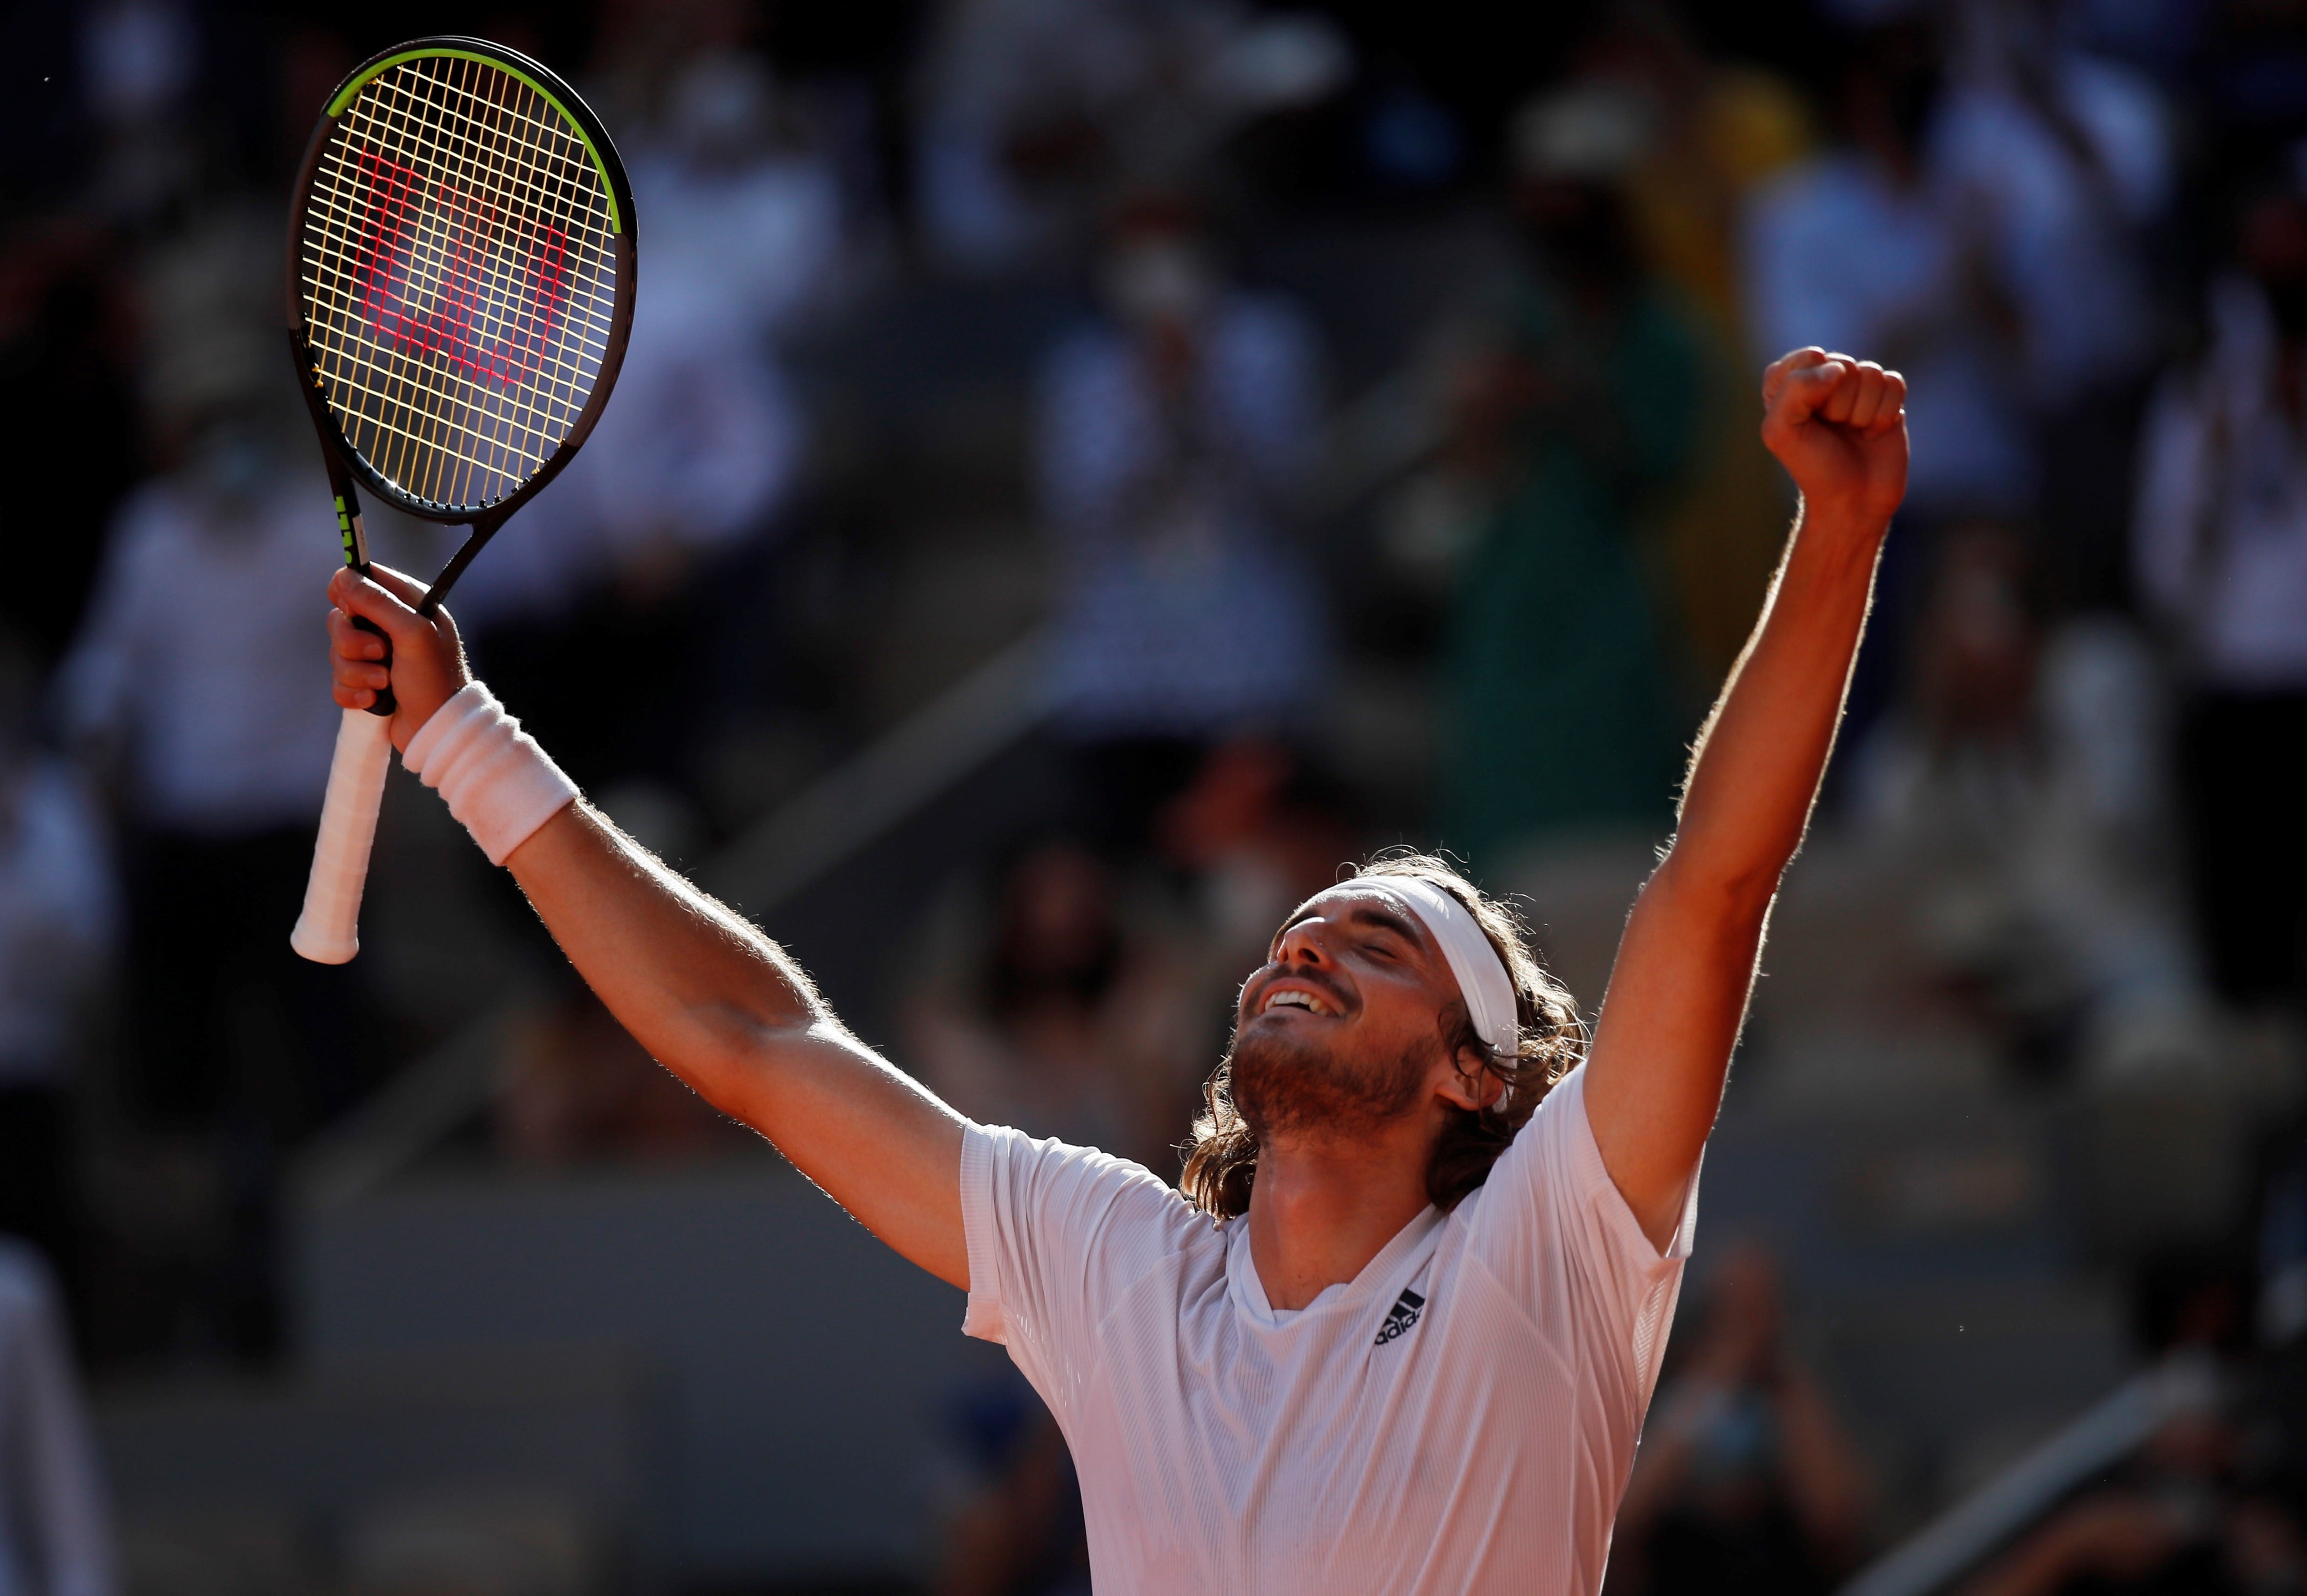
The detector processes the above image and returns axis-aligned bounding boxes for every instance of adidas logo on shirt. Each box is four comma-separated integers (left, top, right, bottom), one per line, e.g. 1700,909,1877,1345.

1373,1287,1426,1346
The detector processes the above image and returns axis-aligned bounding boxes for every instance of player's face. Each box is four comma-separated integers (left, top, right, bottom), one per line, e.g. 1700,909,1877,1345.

1229,886,1470,1138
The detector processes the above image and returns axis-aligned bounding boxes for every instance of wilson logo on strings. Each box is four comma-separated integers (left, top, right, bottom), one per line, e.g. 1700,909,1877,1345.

351,150,570,390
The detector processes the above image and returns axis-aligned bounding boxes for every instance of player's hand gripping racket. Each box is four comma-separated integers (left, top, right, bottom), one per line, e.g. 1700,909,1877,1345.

286,37,635,963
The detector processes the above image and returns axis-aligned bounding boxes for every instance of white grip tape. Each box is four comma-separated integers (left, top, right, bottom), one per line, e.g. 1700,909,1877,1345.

290,707,394,964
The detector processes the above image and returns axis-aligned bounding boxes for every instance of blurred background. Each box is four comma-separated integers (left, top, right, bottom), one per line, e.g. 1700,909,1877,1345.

3,0,2307,1592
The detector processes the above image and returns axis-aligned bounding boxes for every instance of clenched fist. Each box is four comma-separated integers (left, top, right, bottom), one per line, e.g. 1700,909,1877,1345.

327,564,472,751
1759,348,1908,533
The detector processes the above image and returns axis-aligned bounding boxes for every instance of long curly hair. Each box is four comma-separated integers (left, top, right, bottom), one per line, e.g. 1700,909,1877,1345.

1178,851,1586,1219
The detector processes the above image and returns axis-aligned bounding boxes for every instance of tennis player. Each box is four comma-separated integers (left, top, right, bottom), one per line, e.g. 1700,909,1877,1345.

323,346,1905,1593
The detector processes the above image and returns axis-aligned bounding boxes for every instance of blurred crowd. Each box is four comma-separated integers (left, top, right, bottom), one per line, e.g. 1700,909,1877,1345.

6,0,2307,1590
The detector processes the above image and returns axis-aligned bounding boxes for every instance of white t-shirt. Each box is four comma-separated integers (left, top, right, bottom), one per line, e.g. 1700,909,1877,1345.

58,468,387,835
960,1065,1697,1595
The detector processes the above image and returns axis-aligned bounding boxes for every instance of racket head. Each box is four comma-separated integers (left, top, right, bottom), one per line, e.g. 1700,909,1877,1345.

286,37,636,526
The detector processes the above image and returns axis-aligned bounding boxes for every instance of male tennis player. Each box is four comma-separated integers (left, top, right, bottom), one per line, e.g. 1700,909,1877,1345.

323,346,1905,1593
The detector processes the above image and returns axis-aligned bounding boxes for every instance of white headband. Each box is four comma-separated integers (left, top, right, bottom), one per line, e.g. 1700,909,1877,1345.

1345,875,1519,1058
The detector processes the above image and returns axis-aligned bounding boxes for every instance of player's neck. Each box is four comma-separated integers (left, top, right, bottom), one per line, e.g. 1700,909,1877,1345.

1245,1125,1435,1312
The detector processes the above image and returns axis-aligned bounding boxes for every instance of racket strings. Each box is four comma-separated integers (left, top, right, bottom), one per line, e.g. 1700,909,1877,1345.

331,75,593,496
350,56,615,391
307,147,594,500
315,57,609,503
299,52,620,512
315,56,610,499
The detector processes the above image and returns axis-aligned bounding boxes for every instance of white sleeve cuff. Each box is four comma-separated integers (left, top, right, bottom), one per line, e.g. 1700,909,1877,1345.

403,681,579,866
959,1122,1013,1346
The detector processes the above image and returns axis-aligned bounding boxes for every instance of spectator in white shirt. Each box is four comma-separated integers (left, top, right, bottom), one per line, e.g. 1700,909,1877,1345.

57,411,379,1359
1034,191,1327,852
1745,22,2031,524
1931,0,2176,612
455,51,834,800
456,53,831,638
59,429,342,837
1744,21,2031,772
2132,176,2307,1015
1933,0,2172,405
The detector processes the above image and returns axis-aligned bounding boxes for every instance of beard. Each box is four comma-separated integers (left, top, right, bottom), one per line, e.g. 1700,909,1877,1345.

1227,1020,1430,1142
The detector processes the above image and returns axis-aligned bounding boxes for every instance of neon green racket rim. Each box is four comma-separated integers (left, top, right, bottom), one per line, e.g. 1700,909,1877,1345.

327,47,622,233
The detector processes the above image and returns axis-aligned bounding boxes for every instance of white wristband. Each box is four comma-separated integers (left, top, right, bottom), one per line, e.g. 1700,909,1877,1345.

403,682,580,866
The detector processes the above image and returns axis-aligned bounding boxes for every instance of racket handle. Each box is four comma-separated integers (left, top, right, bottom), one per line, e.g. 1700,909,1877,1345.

291,707,394,964
352,613,396,717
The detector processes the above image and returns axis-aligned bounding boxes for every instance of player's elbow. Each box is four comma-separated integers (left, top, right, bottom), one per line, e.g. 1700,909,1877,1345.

1647,846,1781,936
646,1000,790,1105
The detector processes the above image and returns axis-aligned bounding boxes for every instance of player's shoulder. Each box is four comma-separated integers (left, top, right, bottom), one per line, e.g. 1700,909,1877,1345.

972,1123,1222,1299
1453,1064,1596,1210
1515,1061,1591,1140
974,1123,1201,1231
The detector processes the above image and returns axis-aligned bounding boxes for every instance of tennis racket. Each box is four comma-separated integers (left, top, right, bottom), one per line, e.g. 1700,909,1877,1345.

285,36,636,964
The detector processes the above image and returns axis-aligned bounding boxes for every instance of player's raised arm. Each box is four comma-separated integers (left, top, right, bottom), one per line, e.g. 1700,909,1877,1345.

327,566,970,1289
1583,349,1909,1247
